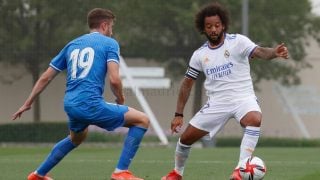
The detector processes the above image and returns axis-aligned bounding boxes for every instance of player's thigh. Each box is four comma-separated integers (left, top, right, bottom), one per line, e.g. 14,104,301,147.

234,97,262,127
66,101,129,132
189,107,231,138
123,107,149,128
65,104,91,133
240,111,262,127
94,102,129,131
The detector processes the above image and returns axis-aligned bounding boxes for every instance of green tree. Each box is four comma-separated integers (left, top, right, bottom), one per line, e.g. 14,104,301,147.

1,0,319,122
113,0,209,114
0,0,107,122
248,0,320,85
112,0,320,114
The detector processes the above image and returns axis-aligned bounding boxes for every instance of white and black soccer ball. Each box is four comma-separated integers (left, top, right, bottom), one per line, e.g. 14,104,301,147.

239,156,266,180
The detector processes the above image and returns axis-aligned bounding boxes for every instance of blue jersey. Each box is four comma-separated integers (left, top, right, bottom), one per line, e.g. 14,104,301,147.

50,32,120,106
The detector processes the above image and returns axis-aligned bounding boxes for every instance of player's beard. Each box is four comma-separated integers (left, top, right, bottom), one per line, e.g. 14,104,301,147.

205,31,224,47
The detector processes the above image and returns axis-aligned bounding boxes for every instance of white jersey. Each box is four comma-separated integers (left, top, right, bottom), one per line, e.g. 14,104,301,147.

187,33,257,101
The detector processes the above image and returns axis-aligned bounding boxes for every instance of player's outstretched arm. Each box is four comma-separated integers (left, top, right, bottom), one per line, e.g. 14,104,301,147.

12,67,59,120
252,43,289,60
171,77,194,134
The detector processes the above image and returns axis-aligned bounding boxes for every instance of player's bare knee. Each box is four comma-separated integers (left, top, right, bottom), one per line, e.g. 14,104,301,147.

249,119,261,127
240,111,262,127
241,118,261,127
140,113,150,128
70,130,88,145
70,139,82,146
70,135,86,146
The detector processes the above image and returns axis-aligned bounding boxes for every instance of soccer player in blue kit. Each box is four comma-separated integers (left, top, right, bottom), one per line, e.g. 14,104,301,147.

12,8,149,180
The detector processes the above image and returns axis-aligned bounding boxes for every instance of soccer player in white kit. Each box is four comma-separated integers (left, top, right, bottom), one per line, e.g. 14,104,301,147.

162,2,289,180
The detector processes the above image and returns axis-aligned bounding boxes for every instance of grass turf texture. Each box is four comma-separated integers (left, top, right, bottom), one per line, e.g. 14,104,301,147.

1,146,320,180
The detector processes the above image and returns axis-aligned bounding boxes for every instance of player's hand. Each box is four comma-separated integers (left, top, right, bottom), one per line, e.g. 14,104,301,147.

275,43,289,59
12,104,31,120
171,116,183,134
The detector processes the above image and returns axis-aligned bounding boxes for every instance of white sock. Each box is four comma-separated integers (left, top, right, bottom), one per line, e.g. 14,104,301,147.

114,168,127,173
174,139,191,175
34,171,44,177
237,126,260,168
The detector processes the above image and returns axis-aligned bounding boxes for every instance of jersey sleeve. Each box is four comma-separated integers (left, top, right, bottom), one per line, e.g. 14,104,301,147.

189,50,203,71
237,34,257,59
49,46,67,72
107,39,120,64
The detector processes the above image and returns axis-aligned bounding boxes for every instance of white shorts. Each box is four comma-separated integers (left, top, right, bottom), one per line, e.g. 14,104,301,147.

189,96,261,138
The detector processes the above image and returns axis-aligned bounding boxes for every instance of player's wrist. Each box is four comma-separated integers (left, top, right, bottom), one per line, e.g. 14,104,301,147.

115,97,125,104
174,112,184,117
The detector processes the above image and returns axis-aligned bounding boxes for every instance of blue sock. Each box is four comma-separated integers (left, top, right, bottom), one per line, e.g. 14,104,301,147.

36,136,77,176
116,126,147,170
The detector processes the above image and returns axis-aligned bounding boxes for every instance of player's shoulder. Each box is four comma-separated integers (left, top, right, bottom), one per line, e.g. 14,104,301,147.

101,35,119,47
225,33,245,40
97,33,118,43
225,33,250,42
190,42,209,59
194,41,209,52
67,34,88,46
225,33,237,39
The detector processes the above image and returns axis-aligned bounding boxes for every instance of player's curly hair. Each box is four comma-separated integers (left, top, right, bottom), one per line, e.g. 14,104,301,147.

195,2,229,34
87,8,115,29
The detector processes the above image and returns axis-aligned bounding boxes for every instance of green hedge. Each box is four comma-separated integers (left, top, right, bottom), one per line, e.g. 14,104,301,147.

1,123,320,147
0,122,162,143
0,122,69,142
215,137,320,147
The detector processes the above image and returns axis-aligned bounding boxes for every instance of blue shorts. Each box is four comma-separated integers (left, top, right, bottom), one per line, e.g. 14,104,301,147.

64,101,129,133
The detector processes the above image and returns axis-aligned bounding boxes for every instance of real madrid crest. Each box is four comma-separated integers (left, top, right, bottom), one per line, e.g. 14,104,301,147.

224,50,230,58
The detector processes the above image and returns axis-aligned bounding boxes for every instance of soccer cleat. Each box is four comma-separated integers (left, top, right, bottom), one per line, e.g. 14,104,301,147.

27,172,53,180
229,168,242,180
161,169,182,180
110,170,144,180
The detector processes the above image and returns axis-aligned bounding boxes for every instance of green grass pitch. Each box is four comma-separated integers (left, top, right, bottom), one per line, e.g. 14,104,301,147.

0,145,320,179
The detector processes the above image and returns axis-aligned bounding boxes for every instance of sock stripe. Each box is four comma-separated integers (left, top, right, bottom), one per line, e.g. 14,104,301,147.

244,129,260,136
